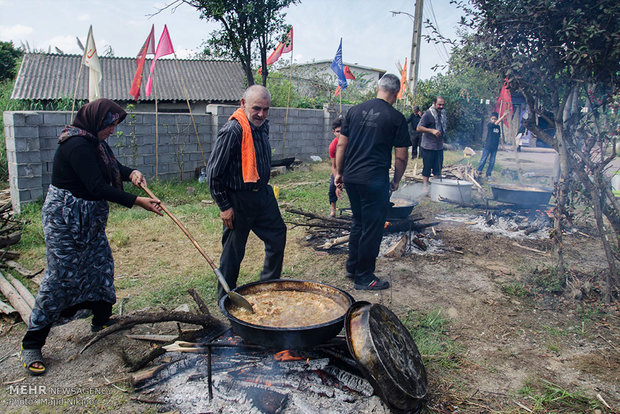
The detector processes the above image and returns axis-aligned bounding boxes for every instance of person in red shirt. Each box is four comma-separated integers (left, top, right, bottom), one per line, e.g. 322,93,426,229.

328,118,343,216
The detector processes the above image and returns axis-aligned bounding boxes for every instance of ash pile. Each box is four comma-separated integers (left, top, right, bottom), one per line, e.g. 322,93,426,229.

133,333,390,413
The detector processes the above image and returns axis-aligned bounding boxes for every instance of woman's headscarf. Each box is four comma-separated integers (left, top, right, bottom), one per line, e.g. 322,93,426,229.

58,99,127,189
72,98,127,136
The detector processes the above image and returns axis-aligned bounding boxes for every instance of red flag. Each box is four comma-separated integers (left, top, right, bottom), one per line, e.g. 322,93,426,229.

334,85,341,96
145,25,175,97
494,77,513,127
344,65,356,80
130,25,155,101
397,58,407,100
260,27,293,72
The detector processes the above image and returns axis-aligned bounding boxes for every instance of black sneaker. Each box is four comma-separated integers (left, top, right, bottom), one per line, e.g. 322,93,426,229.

354,277,390,290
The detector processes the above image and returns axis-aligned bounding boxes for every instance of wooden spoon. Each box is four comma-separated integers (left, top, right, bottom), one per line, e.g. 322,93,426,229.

141,185,254,313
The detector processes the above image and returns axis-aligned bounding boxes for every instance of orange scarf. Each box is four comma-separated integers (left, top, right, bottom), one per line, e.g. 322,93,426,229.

229,108,259,183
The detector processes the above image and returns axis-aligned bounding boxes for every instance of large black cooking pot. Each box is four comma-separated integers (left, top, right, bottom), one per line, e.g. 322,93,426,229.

219,279,354,349
491,184,553,206
387,199,417,219
346,301,427,412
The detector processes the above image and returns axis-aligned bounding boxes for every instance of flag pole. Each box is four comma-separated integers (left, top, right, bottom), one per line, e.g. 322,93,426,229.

70,60,84,118
282,52,293,159
339,89,342,115
173,55,207,168
154,68,159,180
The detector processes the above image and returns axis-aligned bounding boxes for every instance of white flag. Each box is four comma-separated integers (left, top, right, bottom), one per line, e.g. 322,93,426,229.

83,25,102,101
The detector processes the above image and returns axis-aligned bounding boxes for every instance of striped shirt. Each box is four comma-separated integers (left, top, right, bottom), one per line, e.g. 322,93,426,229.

207,118,272,211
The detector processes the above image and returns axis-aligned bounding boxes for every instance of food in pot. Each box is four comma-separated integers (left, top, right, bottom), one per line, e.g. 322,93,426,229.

229,290,347,328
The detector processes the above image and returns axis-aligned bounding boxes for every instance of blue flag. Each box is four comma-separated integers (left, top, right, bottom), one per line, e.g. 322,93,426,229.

330,38,348,91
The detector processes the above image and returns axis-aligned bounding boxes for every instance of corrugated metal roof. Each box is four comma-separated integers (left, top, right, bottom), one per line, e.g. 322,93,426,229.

11,53,246,103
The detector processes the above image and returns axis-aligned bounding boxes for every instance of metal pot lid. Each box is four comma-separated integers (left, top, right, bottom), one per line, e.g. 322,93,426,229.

345,301,427,411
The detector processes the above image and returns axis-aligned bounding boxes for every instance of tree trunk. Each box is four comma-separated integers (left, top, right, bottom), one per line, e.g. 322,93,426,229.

590,183,618,301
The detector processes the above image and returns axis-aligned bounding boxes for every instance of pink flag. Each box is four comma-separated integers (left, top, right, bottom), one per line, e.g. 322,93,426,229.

259,27,293,73
130,25,155,101
145,25,175,97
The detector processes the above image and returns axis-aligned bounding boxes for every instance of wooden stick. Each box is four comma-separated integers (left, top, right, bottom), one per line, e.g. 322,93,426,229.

80,310,224,354
0,299,16,315
2,261,41,278
511,241,547,254
0,270,31,323
5,273,35,309
141,186,218,271
318,235,349,250
125,334,178,343
173,55,207,168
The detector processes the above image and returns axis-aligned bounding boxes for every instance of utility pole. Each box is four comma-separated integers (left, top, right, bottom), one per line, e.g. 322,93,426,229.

410,0,424,100
391,1,424,102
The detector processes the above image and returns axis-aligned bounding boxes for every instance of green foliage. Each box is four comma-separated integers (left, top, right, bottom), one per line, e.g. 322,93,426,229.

502,280,530,297
527,265,566,294
402,308,463,370
0,41,22,82
187,0,299,86
517,379,604,411
414,45,501,147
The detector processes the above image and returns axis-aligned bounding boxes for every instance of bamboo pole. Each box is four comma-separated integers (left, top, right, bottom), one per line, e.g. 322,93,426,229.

71,60,84,118
173,56,207,169
154,71,159,180
0,270,31,323
282,53,294,159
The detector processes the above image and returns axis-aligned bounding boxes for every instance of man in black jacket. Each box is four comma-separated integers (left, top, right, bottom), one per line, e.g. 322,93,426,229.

406,105,423,159
207,85,287,299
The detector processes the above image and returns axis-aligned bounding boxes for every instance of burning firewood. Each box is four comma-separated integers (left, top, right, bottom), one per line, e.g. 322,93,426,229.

384,235,408,257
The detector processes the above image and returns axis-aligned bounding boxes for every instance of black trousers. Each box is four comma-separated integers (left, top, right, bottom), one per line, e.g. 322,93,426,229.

22,300,113,350
344,180,390,284
218,186,287,299
421,147,443,177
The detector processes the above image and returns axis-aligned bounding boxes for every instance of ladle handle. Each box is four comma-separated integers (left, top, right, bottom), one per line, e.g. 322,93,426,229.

140,184,232,294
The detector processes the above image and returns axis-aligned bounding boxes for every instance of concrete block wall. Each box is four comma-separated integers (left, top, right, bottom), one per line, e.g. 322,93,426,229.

5,103,351,212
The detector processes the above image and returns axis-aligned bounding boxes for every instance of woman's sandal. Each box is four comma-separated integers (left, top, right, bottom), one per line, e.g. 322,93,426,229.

20,345,46,376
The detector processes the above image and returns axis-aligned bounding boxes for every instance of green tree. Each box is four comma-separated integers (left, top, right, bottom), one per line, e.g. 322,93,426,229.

413,45,501,147
452,0,620,299
169,0,298,86
0,41,22,82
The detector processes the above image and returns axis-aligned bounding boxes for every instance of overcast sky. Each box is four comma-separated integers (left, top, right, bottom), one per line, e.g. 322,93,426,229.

0,0,463,80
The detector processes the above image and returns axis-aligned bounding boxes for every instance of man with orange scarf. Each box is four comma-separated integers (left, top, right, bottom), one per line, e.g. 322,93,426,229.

207,85,287,300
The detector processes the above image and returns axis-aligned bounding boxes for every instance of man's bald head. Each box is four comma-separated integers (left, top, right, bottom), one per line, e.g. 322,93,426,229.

241,85,271,127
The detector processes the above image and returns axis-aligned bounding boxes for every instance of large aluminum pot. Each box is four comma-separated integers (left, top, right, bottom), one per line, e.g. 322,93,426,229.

491,184,553,206
219,279,354,349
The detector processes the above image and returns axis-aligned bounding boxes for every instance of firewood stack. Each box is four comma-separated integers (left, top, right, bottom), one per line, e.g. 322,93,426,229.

0,189,39,324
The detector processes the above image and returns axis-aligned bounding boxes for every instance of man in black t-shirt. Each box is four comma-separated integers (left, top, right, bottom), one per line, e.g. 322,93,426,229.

334,74,410,290
476,111,506,179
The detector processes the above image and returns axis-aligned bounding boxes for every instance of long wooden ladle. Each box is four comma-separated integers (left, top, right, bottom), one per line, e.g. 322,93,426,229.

141,185,254,313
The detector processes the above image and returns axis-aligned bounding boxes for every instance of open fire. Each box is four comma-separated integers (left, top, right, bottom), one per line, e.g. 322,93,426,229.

133,332,391,413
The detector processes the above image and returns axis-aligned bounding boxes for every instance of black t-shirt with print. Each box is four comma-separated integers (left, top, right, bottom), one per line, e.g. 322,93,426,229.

341,98,410,184
484,122,501,151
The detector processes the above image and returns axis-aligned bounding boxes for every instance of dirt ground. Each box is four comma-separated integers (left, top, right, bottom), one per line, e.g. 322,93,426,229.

0,148,618,413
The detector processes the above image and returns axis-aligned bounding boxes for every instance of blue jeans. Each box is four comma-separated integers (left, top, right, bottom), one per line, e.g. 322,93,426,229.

477,148,497,177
